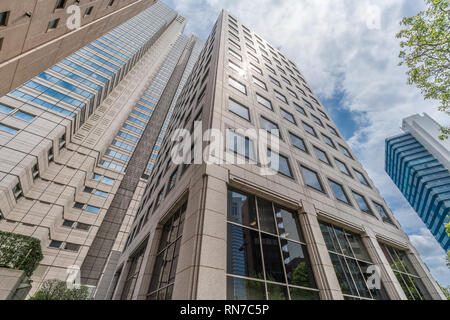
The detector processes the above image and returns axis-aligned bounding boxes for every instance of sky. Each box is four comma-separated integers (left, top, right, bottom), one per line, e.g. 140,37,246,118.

162,0,450,286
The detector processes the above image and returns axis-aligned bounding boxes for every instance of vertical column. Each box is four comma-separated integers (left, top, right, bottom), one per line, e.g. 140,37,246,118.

361,227,407,300
299,201,344,300
134,230,160,300
111,258,132,300
172,165,228,300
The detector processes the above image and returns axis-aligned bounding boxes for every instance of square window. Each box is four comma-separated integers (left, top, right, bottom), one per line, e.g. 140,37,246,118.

228,99,250,120
352,191,373,215
62,220,75,228
354,169,370,187
328,125,340,137
268,149,293,178
228,60,244,74
47,19,60,31
313,146,331,165
300,165,325,193
64,242,80,252
281,108,296,124
311,114,323,127
256,94,272,110
328,180,351,204
228,48,242,61
294,103,306,116
289,132,308,153
260,117,281,138
74,202,84,209
229,76,246,94
269,76,281,87
335,158,351,176
339,144,353,159
322,134,335,148
373,201,394,224
252,77,267,90
49,240,62,249
302,122,317,137
0,11,9,26
274,91,287,103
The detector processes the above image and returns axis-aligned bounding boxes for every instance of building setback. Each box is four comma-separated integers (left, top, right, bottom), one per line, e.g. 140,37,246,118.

108,10,445,300
386,113,450,251
0,1,203,298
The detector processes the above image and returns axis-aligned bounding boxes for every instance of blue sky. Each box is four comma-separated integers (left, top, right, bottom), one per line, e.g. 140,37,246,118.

162,0,450,286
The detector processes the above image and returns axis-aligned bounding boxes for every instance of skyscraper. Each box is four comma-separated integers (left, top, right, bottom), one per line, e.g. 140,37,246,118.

0,1,202,298
386,113,450,251
108,10,445,300
0,0,157,97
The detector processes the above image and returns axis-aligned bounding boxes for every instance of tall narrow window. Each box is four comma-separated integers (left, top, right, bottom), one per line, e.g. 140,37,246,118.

121,245,146,300
55,0,66,9
319,222,389,300
0,11,9,26
147,203,186,300
227,189,319,300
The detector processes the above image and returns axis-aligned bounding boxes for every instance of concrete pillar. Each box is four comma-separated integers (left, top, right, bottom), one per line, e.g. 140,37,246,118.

361,227,407,300
299,201,344,300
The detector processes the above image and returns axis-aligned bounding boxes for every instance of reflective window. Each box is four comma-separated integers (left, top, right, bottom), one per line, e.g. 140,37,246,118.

227,130,256,161
320,222,388,300
373,202,395,225
0,124,18,134
339,144,352,159
268,150,293,178
313,146,331,165
379,243,430,300
354,169,370,187
147,203,186,300
229,76,247,94
256,94,273,110
328,180,351,204
252,77,267,90
302,122,317,137
228,99,249,120
260,117,281,138
85,205,100,214
335,158,352,176
0,104,14,114
281,108,296,124
289,133,307,153
352,191,373,215
227,188,319,300
300,165,325,193
322,134,335,148
294,103,306,116
274,91,287,103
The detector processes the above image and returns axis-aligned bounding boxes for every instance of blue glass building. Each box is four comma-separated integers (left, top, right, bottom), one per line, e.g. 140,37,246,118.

386,131,450,251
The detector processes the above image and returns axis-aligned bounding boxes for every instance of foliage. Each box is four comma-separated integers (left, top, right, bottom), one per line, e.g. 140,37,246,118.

446,219,450,268
396,0,450,139
440,285,450,299
29,279,91,300
0,230,43,277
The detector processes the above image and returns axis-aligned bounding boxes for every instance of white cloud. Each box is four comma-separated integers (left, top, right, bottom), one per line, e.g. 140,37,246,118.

163,0,450,286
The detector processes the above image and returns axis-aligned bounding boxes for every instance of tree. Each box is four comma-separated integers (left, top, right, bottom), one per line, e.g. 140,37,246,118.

29,279,91,300
396,0,450,139
446,219,450,268
440,285,450,300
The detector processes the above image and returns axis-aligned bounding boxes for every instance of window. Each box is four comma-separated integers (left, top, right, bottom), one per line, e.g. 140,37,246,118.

260,117,281,138
328,180,351,204
32,163,39,180
274,91,287,103
289,132,308,153
155,190,164,209
47,19,60,31
228,38,241,50
13,183,23,200
294,103,306,116
256,94,272,110
13,111,35,122
252,77,267,90
0,37,4,51
300,165,325,193
0,11,9,26
102,176,115,185
311,114,323,127
373,202,394,224
121,244,146,299
302,99,314,110
268,149,293,178
84,6,94,16
328,125,340,137
59,134,66,148
0,104,13,115
250,63,262,75
302,122,317,137
55,0,66,9
64,243,80,252
108,0,115,6
94,190,108,197
49,240,63,249
322,134,335,148
147,203,186,300
320,222,388,300
227,189,319,300
379,243,430,300
287,88,298,99
354,169,370,187
0,124,18,134
168,171,177,192
352,191,373,215
313,146,331,165
85,205,100,214
73,202,84,209
269,76,281,87
339,144,353,159
227,130,255,161
228,60,244,75
228,99,249,120
228,48,242,61
229,77,246,94
335,158,351,176
281,108,295,124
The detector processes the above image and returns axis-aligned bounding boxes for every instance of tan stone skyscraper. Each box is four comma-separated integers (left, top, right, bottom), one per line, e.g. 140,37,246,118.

110,9,445,300
0,1,203,298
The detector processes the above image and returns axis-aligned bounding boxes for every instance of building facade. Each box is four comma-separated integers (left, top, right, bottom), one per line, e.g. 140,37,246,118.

108,11,445,300
0,1,203,298
386,113,450,251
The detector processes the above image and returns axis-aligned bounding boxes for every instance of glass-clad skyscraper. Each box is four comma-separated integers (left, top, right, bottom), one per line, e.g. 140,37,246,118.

386,113,450,251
